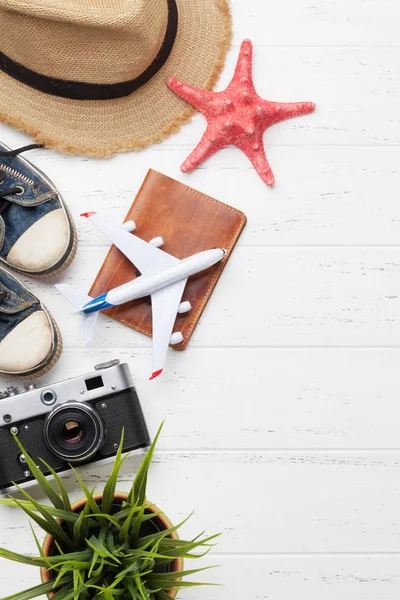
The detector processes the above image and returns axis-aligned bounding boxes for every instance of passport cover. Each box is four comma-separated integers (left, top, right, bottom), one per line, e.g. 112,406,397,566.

89,169,246,350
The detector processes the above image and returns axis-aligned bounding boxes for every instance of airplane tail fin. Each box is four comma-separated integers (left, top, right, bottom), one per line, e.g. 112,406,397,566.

55,284,98,348
80,312,99,348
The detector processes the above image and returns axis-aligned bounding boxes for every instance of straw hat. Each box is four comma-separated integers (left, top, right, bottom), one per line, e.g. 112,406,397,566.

0,0,231,157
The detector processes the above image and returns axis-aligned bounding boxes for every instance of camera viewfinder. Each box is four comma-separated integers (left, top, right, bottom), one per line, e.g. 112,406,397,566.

85,376,104,391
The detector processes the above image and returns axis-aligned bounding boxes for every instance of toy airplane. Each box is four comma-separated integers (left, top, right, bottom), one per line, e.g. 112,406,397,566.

56,212,226,380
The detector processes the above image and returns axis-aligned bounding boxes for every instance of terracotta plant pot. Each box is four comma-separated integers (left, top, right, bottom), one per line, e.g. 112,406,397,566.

41,492,182,599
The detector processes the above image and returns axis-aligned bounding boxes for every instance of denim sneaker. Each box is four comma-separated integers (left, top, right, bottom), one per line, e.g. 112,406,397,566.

0,142,77,278
0,267,62,377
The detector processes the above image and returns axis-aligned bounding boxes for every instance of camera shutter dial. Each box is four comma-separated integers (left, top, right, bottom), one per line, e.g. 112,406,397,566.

94,359,120,370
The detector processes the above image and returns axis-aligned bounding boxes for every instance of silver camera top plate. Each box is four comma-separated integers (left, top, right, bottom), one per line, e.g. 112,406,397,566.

0,362,134,427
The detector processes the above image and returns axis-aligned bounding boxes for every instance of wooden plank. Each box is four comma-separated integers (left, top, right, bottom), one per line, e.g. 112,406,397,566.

230,0,400,47
1,555,399,600
65,147,400,248
1,347,398,450
1,451,400,553
24,246,400,349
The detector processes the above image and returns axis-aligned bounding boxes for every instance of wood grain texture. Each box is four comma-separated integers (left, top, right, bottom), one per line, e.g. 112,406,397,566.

0,347,398,450
19,246,400,349
37,145,400,247
1,450,400,553
1,556,399,600
0,0,400,597
229,0,400,47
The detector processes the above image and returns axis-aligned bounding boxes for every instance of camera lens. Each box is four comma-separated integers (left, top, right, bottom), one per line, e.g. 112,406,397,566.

61,421,84,445
44,402,105,462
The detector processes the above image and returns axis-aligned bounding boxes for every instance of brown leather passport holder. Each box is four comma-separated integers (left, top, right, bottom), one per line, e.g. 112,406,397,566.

89,169,246,350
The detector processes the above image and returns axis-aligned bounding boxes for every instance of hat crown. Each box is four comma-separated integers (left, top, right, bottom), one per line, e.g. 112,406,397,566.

0,0,169,84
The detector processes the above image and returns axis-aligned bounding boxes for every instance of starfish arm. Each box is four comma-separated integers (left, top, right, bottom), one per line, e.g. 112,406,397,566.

168,77,214,112
235,137,275,187
230,38,256,90
181,131,227,173
263,100,316,126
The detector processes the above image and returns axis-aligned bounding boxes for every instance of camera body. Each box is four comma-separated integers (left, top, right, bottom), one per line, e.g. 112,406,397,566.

0,360,150,490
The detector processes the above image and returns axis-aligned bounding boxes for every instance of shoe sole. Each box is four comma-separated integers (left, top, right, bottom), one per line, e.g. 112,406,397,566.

0,312,63,380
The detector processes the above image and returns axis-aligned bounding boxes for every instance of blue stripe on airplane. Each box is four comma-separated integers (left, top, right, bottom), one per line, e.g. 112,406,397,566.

83,293,114,313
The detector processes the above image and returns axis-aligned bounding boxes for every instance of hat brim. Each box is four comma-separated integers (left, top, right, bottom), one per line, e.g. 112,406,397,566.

0,0,231,157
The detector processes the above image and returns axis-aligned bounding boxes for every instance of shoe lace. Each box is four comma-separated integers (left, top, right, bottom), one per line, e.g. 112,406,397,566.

0,143,43,159
0,144,43,207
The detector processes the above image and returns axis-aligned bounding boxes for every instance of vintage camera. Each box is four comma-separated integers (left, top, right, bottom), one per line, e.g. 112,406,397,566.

0,360,150,490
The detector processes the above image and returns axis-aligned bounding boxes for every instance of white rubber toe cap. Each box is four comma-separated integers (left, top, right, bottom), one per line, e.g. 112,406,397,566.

0,311,53,373
7,209,70,272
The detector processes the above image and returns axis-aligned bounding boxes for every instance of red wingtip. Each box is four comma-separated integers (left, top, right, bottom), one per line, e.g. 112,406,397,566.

80,212,96,218
149,369,163,381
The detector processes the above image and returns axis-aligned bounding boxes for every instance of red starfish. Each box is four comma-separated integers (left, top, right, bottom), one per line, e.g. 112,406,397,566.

168,39,315,187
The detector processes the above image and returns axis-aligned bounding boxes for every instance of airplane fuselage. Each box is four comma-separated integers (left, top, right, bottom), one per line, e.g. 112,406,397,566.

82,248,225,313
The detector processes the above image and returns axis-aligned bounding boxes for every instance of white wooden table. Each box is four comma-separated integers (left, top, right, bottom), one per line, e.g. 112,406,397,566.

1,0,400,597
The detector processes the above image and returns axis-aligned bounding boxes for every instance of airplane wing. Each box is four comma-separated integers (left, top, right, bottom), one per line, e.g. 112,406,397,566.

81,212,178,275
149,279,187,380
55,283,92,310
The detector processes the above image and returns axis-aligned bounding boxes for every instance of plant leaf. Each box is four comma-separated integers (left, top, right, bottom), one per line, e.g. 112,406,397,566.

118,500,139,543
131,503,146,539
38,459,72,513
86,586,124,598
73,568,81,600
36,550,92,565
148,566,217,581
54,565,71,588
12,487,73,549
0,545,47,568
11,433,63,510
28,522,52,569
102,429,127,514
0,498,84,524
73,496,91,547
0,578,69,600
82,512,122,530
55,576,102,600
134,575,150,600
109,561,141,589
156,532,220,565
90,556,105,578
128,422,163,506
69,466,106,525
149,580,216,589
49,585,76,600
86,535,121,564
113,503,143,526
50,560,91,571
11,498,72,551
133,511,194,550
54,540,65,556
154,592,175,600
123,579,141,600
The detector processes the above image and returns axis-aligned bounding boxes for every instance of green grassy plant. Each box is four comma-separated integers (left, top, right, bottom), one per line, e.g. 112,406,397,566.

0,423,219,600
